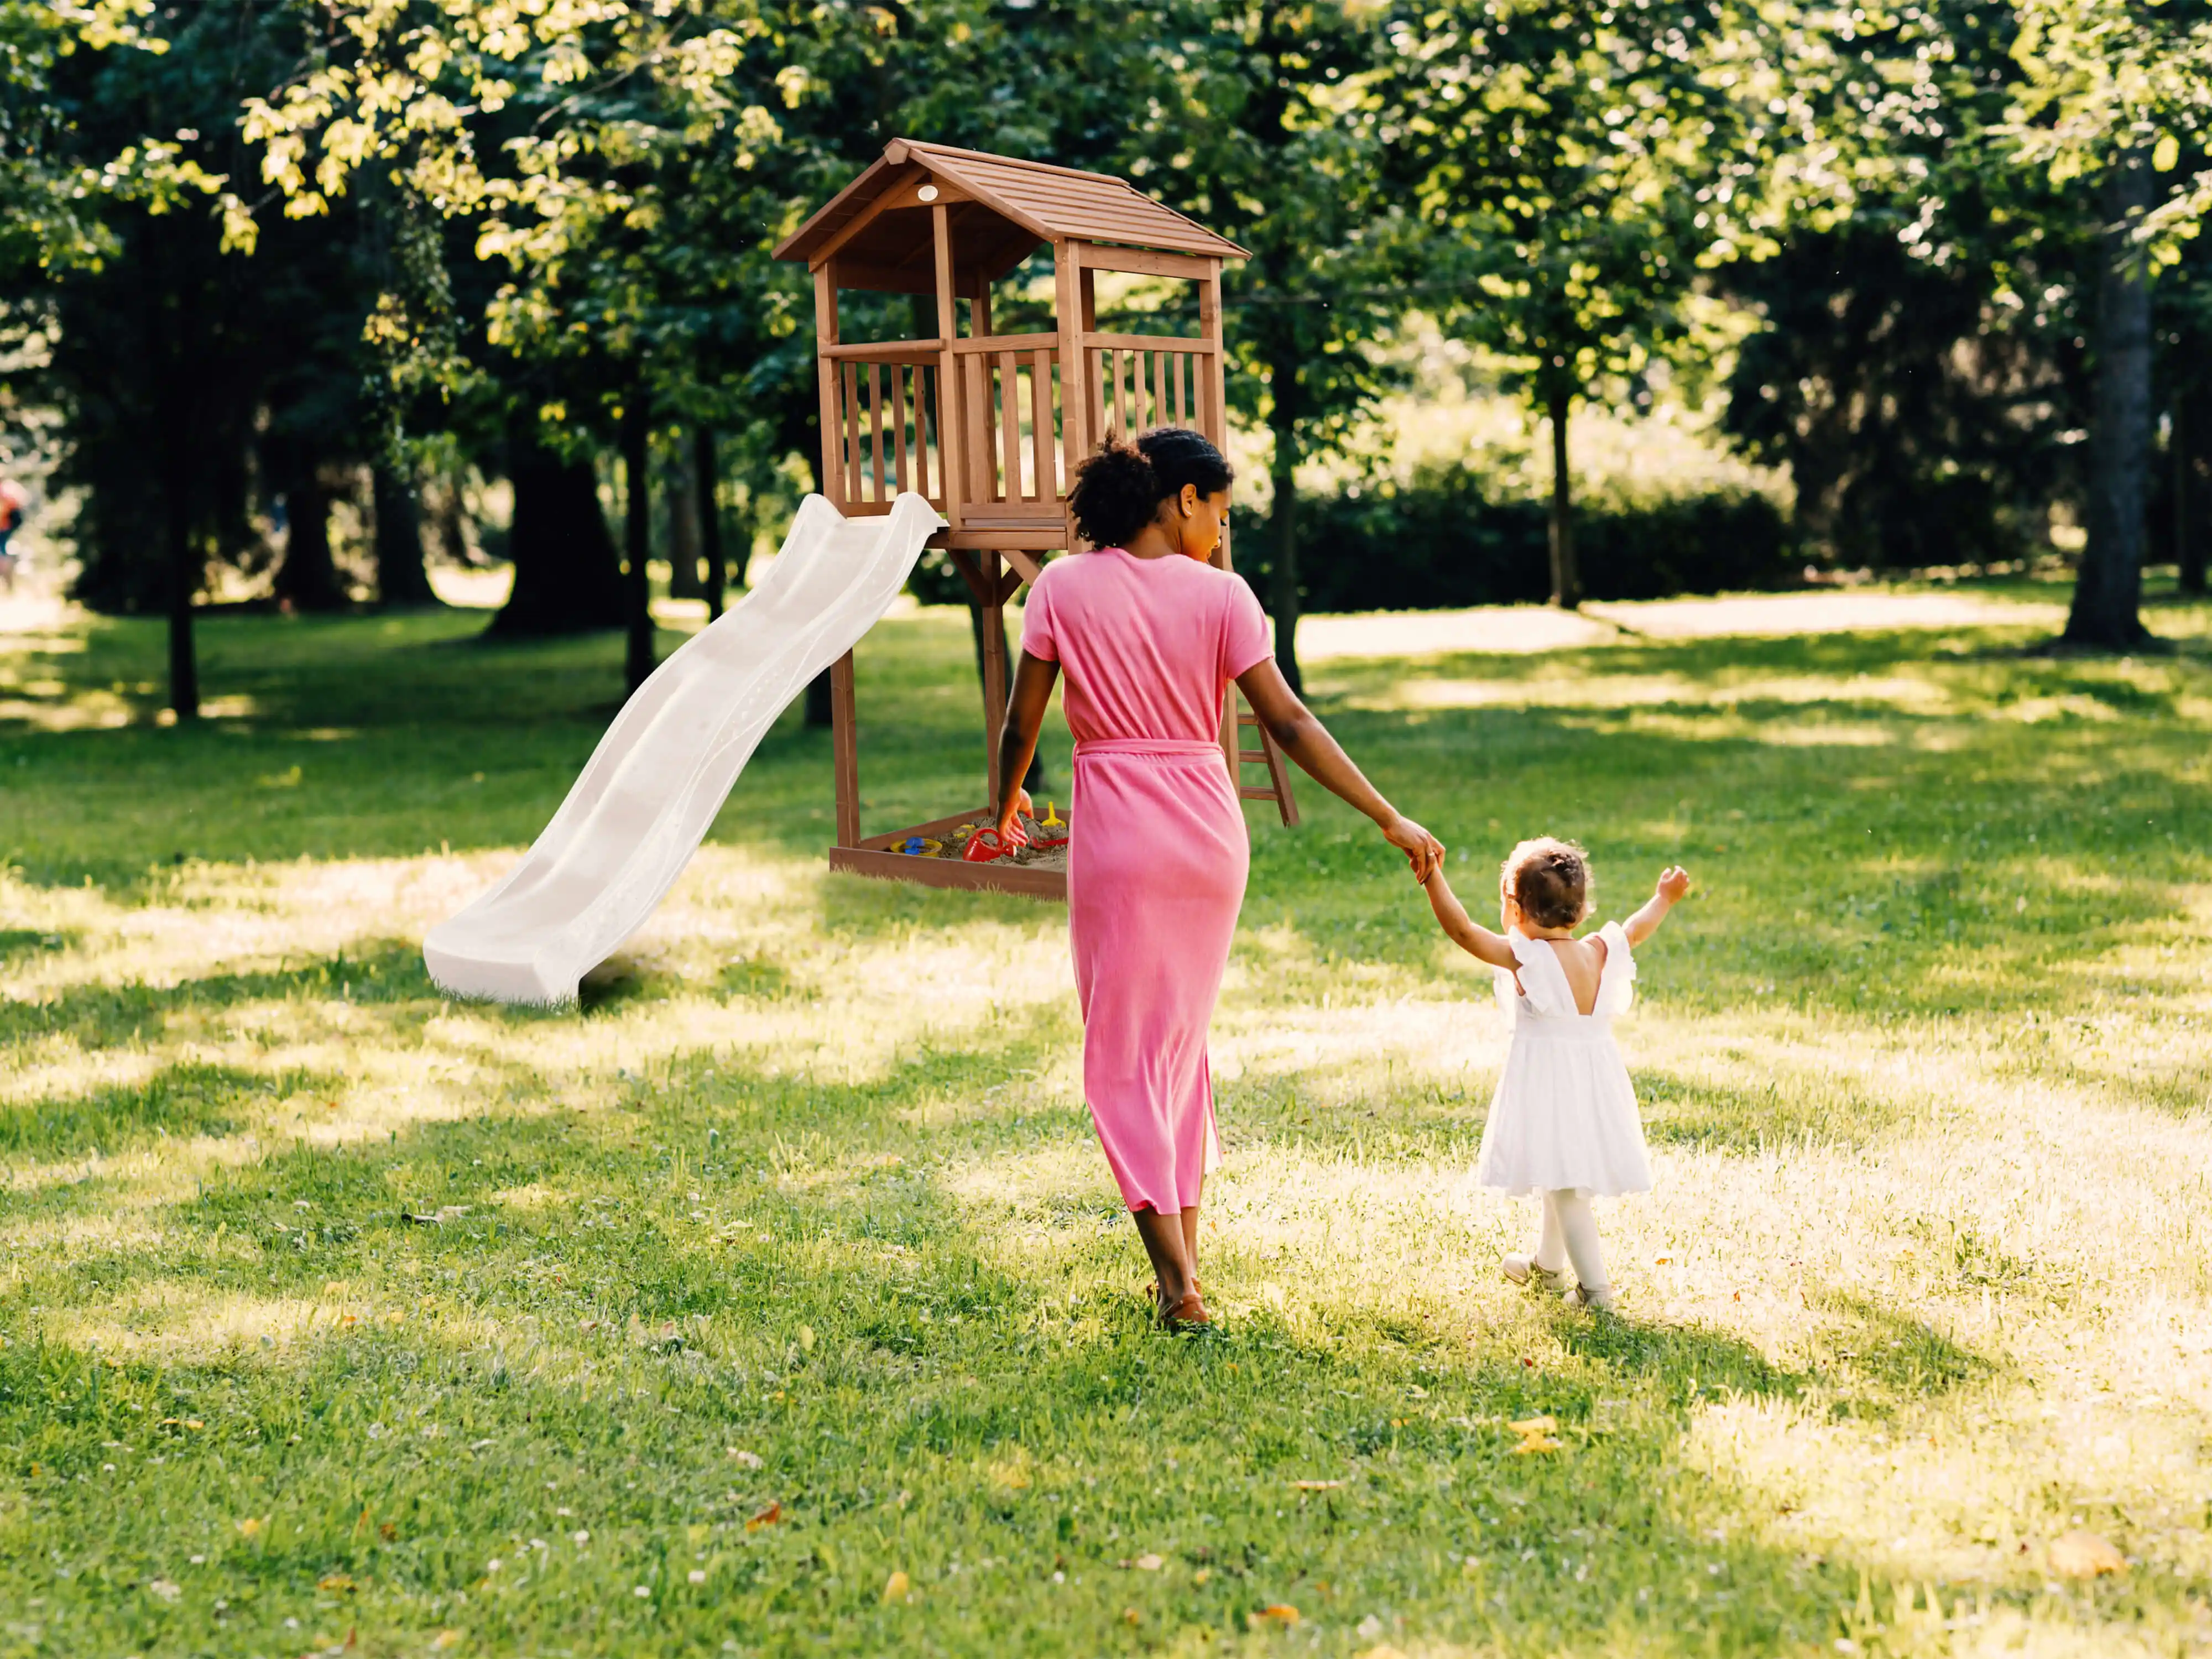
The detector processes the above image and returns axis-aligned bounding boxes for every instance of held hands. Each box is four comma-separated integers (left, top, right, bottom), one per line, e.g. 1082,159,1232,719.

1381,813,1445,883
1655,865,1693,904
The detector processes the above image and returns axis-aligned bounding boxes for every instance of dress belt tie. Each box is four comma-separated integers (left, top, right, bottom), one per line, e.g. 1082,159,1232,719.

1073,739,1223,759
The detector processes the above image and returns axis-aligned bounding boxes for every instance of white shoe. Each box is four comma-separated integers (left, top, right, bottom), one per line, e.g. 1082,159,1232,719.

1502,1253,1571,1291
1563,1282,1618,1312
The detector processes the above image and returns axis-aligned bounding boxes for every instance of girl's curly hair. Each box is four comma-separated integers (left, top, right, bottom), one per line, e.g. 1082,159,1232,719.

1501,837,1593,931
1066,426,1234,549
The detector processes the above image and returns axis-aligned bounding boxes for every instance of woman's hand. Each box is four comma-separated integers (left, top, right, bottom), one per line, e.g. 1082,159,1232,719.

995,787,1034,846
1380,812,1444,881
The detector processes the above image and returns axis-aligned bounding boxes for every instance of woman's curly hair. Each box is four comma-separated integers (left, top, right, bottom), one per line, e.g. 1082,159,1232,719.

1501,837,1593,931
1066,426,1234,550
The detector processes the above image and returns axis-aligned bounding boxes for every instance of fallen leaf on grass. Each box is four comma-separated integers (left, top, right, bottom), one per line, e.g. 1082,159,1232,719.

1512,1437,1563,1455
1121,1553,1164,1571
746,1501,782,1531
882,1570,910,1604
431,1631,462,1650
236,1517,265,1540
318,1574,357,1593
1122,1608,1140,1624
1248,1604,1301,1628
147,1578,181,1601
726,1448,764,1469
1290,1480,1343,1491
1193,1568,1212,1585
2049,1530,2126,1578
1507,1416,1557,1436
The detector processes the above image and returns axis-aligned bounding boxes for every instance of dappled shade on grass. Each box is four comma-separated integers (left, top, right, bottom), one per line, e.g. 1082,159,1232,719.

3,583,2210,1654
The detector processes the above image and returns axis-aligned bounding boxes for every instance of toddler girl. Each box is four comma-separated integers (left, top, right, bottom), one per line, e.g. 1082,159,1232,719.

1421,838,1691,1310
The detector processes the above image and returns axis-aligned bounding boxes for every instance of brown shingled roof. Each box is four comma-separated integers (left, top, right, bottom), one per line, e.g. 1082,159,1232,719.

773,139,1248,276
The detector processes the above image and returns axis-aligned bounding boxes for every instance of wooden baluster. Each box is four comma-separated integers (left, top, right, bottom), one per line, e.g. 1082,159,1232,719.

998,349,1021,502
868,363,888,502
1112,349,1129,438
890,361,909,495
917,364,935,503
841,362,863,503
1030,349,1053,502
1090,347,1108,450
1171,351,1187,425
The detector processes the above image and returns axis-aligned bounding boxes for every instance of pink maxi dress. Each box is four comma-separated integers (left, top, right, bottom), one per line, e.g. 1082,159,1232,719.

1019,548,1273,1214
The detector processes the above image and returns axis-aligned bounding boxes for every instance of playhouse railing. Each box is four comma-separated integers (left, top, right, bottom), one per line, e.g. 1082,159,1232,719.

949,334,1064,528
1084,335,1220,448
822,330,1223,528
821,341,946,513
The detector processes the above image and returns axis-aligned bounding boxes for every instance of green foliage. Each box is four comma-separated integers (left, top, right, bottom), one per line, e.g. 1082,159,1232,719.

1383,0,1750,419
1250,463,1795,611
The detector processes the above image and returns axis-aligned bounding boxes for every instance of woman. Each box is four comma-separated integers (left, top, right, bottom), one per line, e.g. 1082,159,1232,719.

992,428,1443,1328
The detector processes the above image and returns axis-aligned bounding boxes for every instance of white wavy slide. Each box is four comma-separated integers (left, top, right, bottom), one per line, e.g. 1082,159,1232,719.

424,492,944,1005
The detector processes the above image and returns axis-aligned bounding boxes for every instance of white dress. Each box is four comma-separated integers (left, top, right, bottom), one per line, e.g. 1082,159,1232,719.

1474,922,1654,1197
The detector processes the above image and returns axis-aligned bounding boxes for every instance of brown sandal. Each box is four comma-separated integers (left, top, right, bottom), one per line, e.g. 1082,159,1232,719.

1159,1289,1213,1331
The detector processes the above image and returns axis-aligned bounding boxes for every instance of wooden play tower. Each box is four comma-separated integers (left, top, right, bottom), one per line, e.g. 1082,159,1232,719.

773,138,1298,899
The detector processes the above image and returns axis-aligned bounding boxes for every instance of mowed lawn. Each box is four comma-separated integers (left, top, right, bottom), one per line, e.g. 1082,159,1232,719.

2,578,2210,1658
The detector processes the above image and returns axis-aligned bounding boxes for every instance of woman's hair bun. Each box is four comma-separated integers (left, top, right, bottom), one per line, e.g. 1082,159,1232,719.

1067,426,1234,550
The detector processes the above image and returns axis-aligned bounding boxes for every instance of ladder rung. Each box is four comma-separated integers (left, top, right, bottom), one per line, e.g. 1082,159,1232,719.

1238,786,1284,801
1237,713,1262,726
1238,749,1269,764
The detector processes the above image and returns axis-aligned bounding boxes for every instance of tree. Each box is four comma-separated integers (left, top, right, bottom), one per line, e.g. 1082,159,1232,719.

1124,2,1408,691
1386,0,1748,609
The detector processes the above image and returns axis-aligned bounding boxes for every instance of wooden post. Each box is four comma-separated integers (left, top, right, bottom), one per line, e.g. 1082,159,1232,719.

969,270,997,505
1199,258,1227,447
831,650,860,847
1055,242,1088,526
932,204,962,533
982,549,1009,811
814,267,843,508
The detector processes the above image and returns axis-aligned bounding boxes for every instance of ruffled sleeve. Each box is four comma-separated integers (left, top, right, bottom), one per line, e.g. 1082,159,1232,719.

1595,921,1637,1016
1505,932,1580,1018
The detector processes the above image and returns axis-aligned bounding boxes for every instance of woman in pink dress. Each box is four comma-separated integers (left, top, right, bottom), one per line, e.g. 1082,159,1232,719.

992,429,1443,1329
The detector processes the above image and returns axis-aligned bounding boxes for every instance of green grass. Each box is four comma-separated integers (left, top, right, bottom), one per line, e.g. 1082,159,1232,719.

2,579,2211,1657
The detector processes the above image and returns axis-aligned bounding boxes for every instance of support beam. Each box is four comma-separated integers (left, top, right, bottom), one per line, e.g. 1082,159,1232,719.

831,651,860,847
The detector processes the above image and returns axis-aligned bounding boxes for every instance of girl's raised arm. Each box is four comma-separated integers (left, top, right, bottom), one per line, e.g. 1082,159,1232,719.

1422,866,1519,969
1623,866,1693,947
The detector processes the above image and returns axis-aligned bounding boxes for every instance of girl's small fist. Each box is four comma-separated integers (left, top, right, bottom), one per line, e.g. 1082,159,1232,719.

1656,865,1692,902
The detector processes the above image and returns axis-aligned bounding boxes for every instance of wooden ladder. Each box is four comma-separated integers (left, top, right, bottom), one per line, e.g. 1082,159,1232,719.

1211,537,1298,827
1226,693,1300,826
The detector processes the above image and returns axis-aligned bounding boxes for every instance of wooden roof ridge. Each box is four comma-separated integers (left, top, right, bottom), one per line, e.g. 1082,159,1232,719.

773,138,1248,267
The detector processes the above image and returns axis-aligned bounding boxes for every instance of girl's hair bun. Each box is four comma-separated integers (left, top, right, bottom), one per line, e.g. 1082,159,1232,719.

1067,426,1234,549
1501,837,1593,931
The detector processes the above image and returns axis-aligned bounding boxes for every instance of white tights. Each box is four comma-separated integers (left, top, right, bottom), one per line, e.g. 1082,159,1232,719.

1532,1189,1609,1295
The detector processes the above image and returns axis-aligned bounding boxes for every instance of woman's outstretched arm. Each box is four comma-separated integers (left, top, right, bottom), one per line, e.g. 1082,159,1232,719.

1234,658,1443,880
993,649,1061,837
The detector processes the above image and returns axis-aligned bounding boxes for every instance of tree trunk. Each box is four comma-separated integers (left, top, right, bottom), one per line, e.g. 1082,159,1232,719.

274,474,346,612
1547,385,1581,609
489,422,624,636
373,465,440,607
2064,155,2156,649
666,431,705,599
696,425,725,620
623,390,656,695
165,452,199,721
1267,358,1303,696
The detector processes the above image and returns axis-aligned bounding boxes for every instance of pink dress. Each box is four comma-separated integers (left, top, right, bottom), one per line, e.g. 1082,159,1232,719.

1020,549,1273,1213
